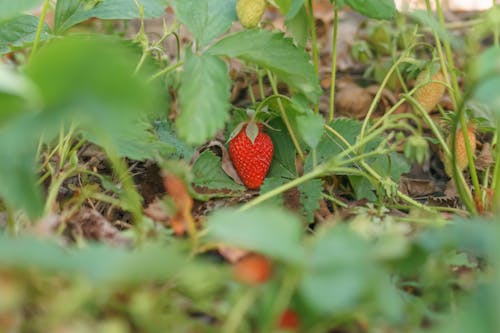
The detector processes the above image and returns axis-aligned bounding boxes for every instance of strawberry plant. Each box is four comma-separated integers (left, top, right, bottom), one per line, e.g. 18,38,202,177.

1,0,500,332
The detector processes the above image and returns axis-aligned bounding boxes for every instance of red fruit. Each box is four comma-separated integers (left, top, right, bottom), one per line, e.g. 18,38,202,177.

228,122,274,190
233,253,272,285
278,309,300,330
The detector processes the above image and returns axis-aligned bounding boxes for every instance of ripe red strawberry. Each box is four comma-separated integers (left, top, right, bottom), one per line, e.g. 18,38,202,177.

233,253,272,285
228,122,274,190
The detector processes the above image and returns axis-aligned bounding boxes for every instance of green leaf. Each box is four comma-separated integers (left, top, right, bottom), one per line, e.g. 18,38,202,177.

0,0,44,22
173,0,236,47
259,177,288,206
267,118,297,179
26,34,160,125
296,110,324,149
273,0,304,19
154,119,196,161
345,0,396,20
206,206,304,264
285,5,308,47
84,120,173,161
409,10,462,50
0,64,40,123
0,118,44,218
0,15,51,54
472,47,500,115
54,0,168,33
0,35,162,216
304,118,361,172
298,178,322,222
177,50,231,144
0,235,186,283
191,150,245,198
209,30,321,103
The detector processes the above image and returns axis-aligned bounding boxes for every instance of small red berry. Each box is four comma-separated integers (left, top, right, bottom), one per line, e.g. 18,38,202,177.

228,122,274,190
233,253,272,285
278,309,300,330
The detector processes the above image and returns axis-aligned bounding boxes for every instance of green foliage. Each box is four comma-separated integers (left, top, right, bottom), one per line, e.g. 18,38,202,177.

472,47,500,115
0,0,44,22
177,50,231,144
191,150,245,198
344,0,397,20
208,29,321,103
155,119,196,160
173,0,236,47
300,225,403,318
206,206,304,264
0,15,51,54
54,0,169,33
273,0,304,19
298,179,322,222
0,235,186,283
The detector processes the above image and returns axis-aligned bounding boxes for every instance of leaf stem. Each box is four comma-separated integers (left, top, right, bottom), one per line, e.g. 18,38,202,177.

328,1,339,122
223,289,257,333
307,0,320,114
30,0,50,59
149,61,183,81
267,71,304,160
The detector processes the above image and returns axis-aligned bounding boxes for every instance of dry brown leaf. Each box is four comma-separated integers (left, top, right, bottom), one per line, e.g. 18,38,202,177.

68,208,131,247
475,142,494,171
398,177,439,197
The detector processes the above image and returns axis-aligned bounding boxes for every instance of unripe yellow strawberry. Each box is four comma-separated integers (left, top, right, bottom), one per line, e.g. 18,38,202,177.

442,125,477,177
414,69,446,112
236,0,267,29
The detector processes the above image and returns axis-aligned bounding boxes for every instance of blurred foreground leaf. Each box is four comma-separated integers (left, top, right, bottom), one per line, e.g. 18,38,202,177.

0,0,44,22
206,206,304,264
0,235,186,283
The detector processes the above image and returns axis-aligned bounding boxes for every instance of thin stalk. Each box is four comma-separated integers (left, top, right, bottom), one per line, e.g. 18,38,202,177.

262,271,301,333
30,0,50,58
307,0,319,75
493,121,500,212
239,168,325,211
358,56,410,145
44,168,78,215
328,2,339,121
257,68,266,100
267,71,304,160
223,289,257,333
431,0,480,213
322,193,348,208
149,61,183,81
307,0,320,114
493,0,499,47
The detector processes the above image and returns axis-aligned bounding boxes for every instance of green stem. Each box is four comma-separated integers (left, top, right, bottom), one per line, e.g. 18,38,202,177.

149,61,183,81
239,168,325,211
494,0,499,47
328,2,339,121
223,289,257,333
358,56,410,146
44,168,78,215
267,71,305,160
258,68,266,100
493,122,500,212
307,0,320,114
30,0,50,59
